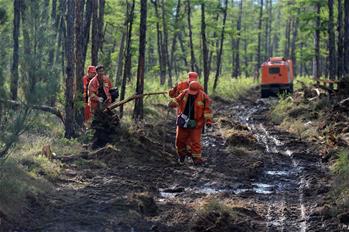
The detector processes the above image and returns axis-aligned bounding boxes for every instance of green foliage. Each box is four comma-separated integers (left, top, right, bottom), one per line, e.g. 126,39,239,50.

270,95,293,124
0,158,50,220
210,75,256,100
331,150,349,176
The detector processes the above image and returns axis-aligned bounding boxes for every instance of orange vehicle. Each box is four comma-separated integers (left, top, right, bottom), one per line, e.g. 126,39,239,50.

260,57,294,97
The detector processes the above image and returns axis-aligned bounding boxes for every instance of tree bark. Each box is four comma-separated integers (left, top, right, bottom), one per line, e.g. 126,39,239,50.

11,0,20,100
267,0,272,57
152,0,166,85
169,0,181,79
337,0,344,79
327,0,336,83
91,0,99,65
213,0,228,91
133,0,147,120
232,0,242,78
115,31,126,84
178,31,188,68
98,0,105,52
201,3,209,94
75,0,85,127
64,0,75,138
187,0,197,72
48,0,57,66
82,0,93,66
290,11,299,76
344,0,349,78
256,0,263,77
284,19,291,58
161,0,172,87
120,0,135,119
313,2,321,80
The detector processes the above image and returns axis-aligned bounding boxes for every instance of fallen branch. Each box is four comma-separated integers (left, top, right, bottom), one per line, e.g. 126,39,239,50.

105,91,167,112
0,99,64,123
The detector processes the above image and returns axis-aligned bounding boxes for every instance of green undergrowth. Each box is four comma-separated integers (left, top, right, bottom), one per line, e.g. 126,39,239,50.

0,158,51,221
331,149,349,213
270,76,349,217
211,75,256,100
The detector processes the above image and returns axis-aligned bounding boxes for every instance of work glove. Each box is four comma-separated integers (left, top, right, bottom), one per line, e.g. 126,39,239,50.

98,97,104,103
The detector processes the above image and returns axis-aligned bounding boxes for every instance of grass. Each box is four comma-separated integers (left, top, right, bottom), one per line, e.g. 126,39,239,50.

210,74,256,100
0,158,51,220
331,149,349,211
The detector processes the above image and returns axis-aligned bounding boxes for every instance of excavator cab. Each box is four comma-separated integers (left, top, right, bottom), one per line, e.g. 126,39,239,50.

260,57,294,98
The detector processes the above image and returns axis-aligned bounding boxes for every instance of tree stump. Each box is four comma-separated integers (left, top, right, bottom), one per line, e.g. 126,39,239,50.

91,109,120,149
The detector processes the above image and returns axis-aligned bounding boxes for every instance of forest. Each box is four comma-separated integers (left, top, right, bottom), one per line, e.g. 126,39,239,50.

0,0,349,231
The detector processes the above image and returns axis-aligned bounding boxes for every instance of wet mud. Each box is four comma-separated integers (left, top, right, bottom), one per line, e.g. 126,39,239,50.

11,90,346,231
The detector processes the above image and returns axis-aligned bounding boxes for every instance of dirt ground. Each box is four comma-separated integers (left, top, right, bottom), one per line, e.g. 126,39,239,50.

4,89,348,232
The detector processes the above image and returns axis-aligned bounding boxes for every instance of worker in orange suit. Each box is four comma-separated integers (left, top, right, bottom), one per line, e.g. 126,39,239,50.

88,64,113,114
169,71,203,98
169,81,213,165
83,66,96,123
169,71,204,156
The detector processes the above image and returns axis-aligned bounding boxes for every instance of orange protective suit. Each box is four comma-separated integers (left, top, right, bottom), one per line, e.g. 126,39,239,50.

172,82,213,161
83,66,96,123
88,75,112,113
83,75,93,122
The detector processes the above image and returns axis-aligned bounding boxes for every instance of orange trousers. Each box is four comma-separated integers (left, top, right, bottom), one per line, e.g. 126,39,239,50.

176,127,202,158
84,103,92,122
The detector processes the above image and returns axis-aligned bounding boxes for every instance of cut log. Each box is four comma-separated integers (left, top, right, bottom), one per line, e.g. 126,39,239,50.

0,99,64,123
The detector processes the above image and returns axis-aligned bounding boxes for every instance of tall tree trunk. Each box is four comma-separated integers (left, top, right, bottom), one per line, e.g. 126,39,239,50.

178,31,188,68
232,0,242,78
115,31,126,84
82,0,93,66
267,0,272,57
161,0,172,87
290,12,299,76
64,0,75,138
264,0,269,61
75,0,85,127
188,0,197,72
48,0,57,66
11,0,20,100
201,3,209,93
91,0,99,65
284,19,291,58
120,0,135,119
256,0,263,77
133,0,147,120
328,0,336,83
313,2,321,80
337,0,344,79
98,0,105,52
152,0,166,85
344,0,349,78
169,0,181,81
213,0,228,91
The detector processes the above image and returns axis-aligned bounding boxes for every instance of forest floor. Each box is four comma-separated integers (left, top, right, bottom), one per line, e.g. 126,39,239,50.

3,87,349,232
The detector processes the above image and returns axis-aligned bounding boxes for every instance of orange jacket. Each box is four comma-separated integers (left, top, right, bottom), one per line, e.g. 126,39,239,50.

83,75,93,103
174,89,213,128
169,81,204,98
88,75,112,110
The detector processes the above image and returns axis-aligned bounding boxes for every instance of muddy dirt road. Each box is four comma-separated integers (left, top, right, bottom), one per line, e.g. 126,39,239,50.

21,91,345,232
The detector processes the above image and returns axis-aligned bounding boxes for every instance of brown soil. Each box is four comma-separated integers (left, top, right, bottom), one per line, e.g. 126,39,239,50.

4,88,347,232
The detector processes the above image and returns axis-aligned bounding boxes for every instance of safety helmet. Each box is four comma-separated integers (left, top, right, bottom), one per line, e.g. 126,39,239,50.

188,81,201,95
188,72,198,82
87,66,96,74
